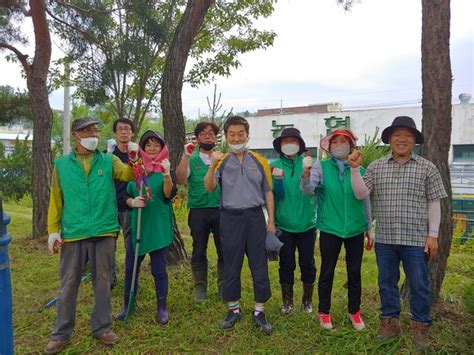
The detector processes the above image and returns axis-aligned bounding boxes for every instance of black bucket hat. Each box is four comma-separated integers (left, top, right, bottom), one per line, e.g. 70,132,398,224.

381,116,424,144
139,130,166,150
273,127,306,155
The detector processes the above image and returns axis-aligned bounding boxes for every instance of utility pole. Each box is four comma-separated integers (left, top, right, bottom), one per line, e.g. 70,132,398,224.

63,59,71,155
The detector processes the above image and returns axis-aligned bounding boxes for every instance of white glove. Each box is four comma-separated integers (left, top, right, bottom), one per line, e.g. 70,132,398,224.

127,141,140,161
161,159,171,175
130,196,146,208
303,156,313,169
271,167,284,179
184,143,195,156
48,232,63,254
106,139,116,154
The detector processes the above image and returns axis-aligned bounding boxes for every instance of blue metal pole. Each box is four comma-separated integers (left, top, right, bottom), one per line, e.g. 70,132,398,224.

0,197,14,355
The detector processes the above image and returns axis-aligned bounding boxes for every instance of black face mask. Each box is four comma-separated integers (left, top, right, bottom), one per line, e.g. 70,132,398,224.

199,142,215,151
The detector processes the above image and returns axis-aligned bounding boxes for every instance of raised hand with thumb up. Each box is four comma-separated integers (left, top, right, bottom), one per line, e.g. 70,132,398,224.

127,141,140,162
271,167,284,179
210,151,224,167
184,143,195,156
302,151,313,178
348,149,363,169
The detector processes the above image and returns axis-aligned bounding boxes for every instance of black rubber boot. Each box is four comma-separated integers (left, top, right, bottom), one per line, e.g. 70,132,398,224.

280,284,293,314
301,283,314,313
115,288,130,320
193,269,208,301
156,297,169,325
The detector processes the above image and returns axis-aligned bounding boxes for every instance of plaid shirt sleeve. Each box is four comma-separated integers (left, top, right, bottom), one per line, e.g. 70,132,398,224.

363,161,376,193
425,163,448,201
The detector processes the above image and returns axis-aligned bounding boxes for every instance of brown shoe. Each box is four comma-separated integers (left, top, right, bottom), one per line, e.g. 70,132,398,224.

375,317,402,340
95,331,119,346
411,320,432,351
44,339,67,354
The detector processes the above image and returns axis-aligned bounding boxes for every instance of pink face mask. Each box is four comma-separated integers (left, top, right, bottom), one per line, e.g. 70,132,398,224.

140,145,169,173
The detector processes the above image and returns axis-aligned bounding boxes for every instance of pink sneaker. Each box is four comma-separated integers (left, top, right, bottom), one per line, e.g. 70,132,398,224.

348,310,365,330
318,312,333,330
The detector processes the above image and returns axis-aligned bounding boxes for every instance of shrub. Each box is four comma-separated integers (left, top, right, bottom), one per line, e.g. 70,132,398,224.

358,127,390,168
0,136,32,200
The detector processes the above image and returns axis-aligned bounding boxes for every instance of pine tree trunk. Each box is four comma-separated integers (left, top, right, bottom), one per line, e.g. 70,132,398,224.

28,78,53,238
161,0,213,264
402,0,453,304
29,0,53,238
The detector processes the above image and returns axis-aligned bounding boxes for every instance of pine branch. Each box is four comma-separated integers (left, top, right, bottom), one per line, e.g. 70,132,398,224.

0,41,30,75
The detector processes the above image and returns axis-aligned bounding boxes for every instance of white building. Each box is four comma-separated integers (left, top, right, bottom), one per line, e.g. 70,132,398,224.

246,94,474,165
244,94,474,194
0,125,33,156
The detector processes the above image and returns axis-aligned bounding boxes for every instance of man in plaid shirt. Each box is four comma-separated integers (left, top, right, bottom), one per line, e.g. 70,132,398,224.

348,116,447,351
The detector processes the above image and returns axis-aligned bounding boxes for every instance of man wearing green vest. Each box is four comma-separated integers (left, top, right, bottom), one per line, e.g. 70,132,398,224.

176,121,224,301
44,117,138,354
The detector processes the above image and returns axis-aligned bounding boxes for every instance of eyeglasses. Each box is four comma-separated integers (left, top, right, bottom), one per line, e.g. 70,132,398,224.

117,127,132,132
198,130,216,137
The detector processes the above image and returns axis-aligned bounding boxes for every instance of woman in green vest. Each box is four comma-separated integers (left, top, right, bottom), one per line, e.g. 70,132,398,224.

270,128,317,315
116,131,176,325
301,129,372,331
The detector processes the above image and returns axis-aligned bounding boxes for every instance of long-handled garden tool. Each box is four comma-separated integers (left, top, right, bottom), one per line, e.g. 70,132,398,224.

39,273,91,311
125,181,143,320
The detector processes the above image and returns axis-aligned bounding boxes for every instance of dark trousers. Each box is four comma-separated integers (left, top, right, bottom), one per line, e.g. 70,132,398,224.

220,207,271,303
278,228,316,285
123,235,168,306
118,211,132,248
318,231,364,314
51,237,115,340
112,211,131,282
188,208,223,271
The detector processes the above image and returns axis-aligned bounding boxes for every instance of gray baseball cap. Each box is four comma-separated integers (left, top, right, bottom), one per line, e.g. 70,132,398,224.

71,117,100,132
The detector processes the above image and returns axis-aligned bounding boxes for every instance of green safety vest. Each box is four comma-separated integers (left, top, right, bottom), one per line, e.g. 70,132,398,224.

55,151,119,240
316,159,367,238
270,155,316,233
187,150,220,208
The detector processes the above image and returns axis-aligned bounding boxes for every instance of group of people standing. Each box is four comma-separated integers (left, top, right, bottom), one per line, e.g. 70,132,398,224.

44,114,446,354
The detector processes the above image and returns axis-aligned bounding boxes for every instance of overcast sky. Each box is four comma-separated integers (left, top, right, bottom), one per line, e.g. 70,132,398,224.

1,0,472,120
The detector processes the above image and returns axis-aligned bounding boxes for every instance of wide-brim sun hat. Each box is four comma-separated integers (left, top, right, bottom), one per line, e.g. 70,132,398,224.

320,129,357,154
381,116,424,144
273,127,307,155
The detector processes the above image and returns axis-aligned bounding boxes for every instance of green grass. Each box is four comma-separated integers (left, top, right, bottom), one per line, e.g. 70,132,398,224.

3,201,474,353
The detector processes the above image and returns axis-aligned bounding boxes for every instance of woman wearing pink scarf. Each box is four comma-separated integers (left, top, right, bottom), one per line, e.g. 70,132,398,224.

115,131,177,325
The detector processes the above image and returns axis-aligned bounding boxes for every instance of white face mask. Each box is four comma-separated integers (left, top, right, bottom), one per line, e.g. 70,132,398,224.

79,137,99,151
228,141,247,154
330,145,351,160
281,143,300,156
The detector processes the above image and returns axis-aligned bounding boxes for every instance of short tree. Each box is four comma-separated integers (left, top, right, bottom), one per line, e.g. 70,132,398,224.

0,136,32,200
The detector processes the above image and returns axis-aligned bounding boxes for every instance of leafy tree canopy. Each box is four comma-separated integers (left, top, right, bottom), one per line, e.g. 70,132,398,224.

0,2,29,47
48,0,276,131
0,85,33,125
